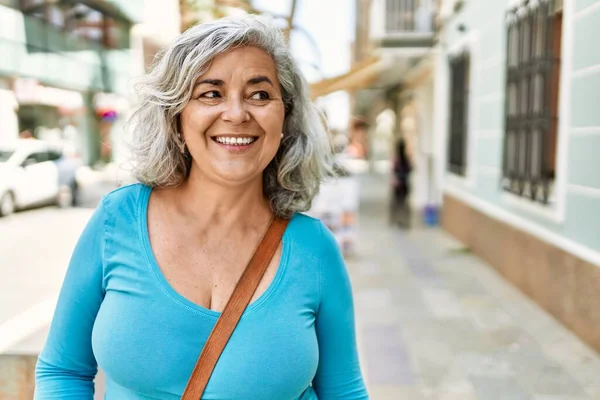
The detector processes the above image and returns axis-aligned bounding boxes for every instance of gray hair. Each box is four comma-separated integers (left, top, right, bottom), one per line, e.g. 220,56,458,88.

128,14,333,218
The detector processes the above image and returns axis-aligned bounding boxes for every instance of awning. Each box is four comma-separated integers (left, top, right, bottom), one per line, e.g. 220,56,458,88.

308,51,436,99
309,57,386,99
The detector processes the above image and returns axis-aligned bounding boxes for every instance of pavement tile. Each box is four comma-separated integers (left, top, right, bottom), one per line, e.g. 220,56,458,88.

407,337,454,388
531,364,586,396
405,257,444,285
363,324,416,386
368,386,430,400
436,379,479,400
349,174,600,399
470,376,531,400
421,287,464,319
449,353,514,379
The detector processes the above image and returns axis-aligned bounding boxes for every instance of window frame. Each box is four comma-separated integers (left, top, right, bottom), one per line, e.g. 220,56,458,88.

502,0,562,205
447,51,471,176
444,32,479,189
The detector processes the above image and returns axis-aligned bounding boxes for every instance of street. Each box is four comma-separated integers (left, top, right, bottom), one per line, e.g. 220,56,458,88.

1,175,600,399
0,179,113,355
0,181,111,399
349,176,600,399
1,0,599,398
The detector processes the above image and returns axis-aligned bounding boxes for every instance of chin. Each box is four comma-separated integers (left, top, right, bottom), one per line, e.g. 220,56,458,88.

213,166,261,185
192,157,267,186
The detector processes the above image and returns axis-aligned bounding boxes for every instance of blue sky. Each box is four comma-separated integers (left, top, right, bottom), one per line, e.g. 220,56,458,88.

251,0,355,129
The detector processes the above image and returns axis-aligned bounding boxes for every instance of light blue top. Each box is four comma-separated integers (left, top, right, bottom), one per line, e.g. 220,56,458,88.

34,183,368,399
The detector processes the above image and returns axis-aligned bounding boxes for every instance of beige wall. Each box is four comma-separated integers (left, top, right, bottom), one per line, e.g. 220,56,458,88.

354,0,372,63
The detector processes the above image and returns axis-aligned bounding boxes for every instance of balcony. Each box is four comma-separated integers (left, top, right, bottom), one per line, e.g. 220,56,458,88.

370,0,436,51
0,4,134,94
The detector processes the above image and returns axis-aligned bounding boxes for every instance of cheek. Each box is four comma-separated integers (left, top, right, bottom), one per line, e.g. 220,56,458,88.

259,108,285,136
181,104,215,134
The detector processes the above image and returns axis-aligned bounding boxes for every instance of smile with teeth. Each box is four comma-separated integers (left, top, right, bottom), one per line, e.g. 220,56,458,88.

213,136,258,146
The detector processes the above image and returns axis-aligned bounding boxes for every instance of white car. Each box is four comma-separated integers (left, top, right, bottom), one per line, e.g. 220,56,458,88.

0,139,81,217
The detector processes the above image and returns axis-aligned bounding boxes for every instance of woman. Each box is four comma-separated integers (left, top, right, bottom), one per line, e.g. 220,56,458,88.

35,15,368,400
390,138,412,227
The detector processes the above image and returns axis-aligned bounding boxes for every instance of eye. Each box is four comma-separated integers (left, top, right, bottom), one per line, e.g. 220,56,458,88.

200,90,221,99
250,91,270,101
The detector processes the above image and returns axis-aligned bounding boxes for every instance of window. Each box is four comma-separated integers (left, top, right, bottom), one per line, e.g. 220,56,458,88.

447,52,470,175
47,149,62,161
19,0,131,50
33,151,50,163
385,0,435,33
22,151,48,167
103,15,130,49
19,0,44,10
0,0,18,8
0,151,14,162
71,3,104,44
502,0,562,204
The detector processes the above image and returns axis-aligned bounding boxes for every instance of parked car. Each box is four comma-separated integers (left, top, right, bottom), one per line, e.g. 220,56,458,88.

0,139,81,217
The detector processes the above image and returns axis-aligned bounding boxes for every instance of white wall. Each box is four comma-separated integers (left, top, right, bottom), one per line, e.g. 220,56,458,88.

437,0,600,265
432,47,450,206
411,77,436,208
0,89,19,143
141,0,181,45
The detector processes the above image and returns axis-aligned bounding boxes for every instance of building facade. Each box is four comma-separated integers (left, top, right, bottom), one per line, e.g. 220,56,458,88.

0,1,181,396
438,0,600,352
0,0,180,167
351,0,600,352
349,0,440,206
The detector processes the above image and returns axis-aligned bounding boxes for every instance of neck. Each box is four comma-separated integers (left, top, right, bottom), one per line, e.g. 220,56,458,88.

174,167,273,231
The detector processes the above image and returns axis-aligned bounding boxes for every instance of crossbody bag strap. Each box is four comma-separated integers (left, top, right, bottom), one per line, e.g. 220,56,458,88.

181,217,289,400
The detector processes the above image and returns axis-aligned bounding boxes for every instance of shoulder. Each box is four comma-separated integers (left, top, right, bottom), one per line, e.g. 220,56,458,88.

100,182,149,221
102,182,147,206
286,213,342,263
288,214,350,304
286,213,336,247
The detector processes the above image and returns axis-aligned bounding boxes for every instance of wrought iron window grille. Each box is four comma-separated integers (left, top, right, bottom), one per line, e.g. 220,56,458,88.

502,0,561,204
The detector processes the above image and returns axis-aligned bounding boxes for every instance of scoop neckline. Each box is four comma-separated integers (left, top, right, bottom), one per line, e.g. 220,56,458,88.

137,184,291,319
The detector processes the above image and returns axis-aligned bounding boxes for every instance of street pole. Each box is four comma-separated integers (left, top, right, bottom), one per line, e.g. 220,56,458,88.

283,0,298,42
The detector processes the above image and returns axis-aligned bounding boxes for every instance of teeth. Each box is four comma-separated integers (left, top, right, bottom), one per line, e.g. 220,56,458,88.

215,137,256,146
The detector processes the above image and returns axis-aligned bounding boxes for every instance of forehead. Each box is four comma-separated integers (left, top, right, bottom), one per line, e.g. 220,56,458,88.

200,46,278,80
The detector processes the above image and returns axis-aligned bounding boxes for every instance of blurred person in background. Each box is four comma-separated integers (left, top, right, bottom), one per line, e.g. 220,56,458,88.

19,129,34,139
347,118,369,159
34,15,368,400
390,138,412,227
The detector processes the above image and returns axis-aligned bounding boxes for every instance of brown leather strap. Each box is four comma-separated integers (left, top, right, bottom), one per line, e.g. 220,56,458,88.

181,217,289,400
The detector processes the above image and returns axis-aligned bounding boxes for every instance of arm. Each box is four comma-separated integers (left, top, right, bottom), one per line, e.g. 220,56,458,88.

312,223,369,399
35,198,107,399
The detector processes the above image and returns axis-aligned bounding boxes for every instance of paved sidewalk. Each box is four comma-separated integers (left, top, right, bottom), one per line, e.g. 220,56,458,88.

349,174,600,400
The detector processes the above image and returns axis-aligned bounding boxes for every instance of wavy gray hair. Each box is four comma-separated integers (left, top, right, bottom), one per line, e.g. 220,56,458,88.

128,14,333,218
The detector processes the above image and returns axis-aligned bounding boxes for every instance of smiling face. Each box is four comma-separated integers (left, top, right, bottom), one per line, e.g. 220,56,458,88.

179,46,285,186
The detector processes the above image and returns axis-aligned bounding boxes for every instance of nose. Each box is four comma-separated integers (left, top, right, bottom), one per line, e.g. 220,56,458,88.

221,95,250,124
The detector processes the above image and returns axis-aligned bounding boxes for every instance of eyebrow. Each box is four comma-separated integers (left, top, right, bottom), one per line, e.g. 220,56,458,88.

194,76,274,88
248,76,274,86
195,79,224,87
